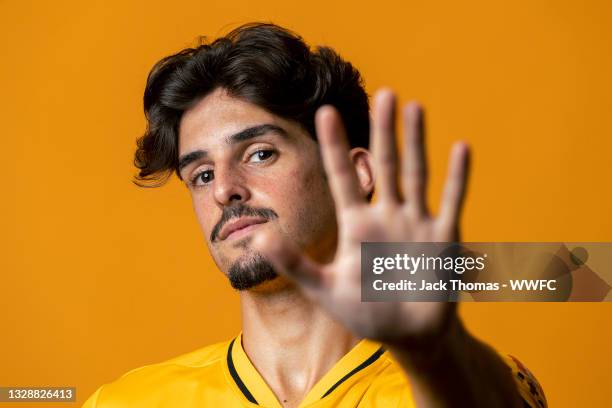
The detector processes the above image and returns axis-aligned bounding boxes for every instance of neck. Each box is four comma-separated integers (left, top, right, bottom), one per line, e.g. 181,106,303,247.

240,283,359,407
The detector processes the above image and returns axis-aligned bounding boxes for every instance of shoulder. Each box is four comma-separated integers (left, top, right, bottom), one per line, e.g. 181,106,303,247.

500,353,548,408
156,338,230,367
370,350,547,408
82,339,232,408
359,351,414,407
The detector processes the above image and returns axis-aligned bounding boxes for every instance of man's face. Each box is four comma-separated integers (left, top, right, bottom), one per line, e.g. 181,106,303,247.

178,88,338,291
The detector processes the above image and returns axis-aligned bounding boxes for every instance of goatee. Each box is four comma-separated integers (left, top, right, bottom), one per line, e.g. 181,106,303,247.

228,252,278,290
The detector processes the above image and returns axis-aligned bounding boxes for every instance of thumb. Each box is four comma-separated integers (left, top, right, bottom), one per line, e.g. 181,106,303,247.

251,228,324,289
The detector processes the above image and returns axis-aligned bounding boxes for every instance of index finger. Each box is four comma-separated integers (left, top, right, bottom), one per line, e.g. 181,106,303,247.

315,105,365,211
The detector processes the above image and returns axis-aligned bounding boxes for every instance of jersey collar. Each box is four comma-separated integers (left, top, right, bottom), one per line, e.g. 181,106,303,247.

225,333,386,407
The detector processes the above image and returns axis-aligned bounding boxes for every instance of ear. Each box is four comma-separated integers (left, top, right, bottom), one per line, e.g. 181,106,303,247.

349,147,375,198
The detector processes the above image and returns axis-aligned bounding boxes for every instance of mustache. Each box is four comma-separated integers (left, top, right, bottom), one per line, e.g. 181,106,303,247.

210,203,278,242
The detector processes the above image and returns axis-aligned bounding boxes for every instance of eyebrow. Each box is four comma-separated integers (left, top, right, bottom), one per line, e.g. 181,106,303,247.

177,124,289,174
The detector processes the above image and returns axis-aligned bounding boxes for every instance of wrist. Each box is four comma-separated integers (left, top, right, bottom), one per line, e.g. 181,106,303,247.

384,311,466,369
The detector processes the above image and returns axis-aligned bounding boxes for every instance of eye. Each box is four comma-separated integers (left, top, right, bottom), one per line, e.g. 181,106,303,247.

248,149,275,163
190,169,214,187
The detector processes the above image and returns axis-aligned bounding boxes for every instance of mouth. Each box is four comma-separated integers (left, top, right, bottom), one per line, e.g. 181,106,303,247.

218,217,268,241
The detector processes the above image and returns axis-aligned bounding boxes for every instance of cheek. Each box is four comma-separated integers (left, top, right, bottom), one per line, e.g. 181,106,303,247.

275,164,336,243
191,195,230,267
299,158,335,209
191,193,216,239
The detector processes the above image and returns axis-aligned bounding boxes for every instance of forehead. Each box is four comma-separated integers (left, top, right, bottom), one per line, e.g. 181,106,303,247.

178,88,306,154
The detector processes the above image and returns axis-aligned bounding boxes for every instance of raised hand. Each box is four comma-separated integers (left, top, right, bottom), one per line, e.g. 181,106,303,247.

253,88,470,345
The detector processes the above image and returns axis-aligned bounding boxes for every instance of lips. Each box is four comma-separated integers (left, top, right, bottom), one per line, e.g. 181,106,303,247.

218,217,268,241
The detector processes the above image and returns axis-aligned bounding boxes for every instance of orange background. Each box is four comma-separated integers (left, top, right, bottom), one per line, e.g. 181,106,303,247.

1,0,611,407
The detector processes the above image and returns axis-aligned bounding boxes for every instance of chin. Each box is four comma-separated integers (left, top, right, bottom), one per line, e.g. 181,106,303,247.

226,251,279,291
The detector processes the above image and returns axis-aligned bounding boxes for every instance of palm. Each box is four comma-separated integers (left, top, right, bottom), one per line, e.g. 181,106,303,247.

256,89,470,344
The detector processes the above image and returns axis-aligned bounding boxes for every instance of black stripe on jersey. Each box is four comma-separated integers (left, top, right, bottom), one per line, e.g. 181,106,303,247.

321,346,386,399
227,338,259,405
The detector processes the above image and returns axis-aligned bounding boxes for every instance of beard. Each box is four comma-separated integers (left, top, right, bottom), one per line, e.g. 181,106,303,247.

227,252,278,290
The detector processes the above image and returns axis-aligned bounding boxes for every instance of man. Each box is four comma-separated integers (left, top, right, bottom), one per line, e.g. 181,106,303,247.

83,23,546,407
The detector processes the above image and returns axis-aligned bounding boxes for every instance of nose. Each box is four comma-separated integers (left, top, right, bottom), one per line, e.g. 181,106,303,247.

212,167,251,206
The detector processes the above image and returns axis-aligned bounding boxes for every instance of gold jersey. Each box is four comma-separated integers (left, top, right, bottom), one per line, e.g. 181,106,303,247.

83,334,546,407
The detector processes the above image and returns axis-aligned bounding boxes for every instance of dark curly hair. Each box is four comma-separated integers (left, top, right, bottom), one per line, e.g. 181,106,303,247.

134,22,370,187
